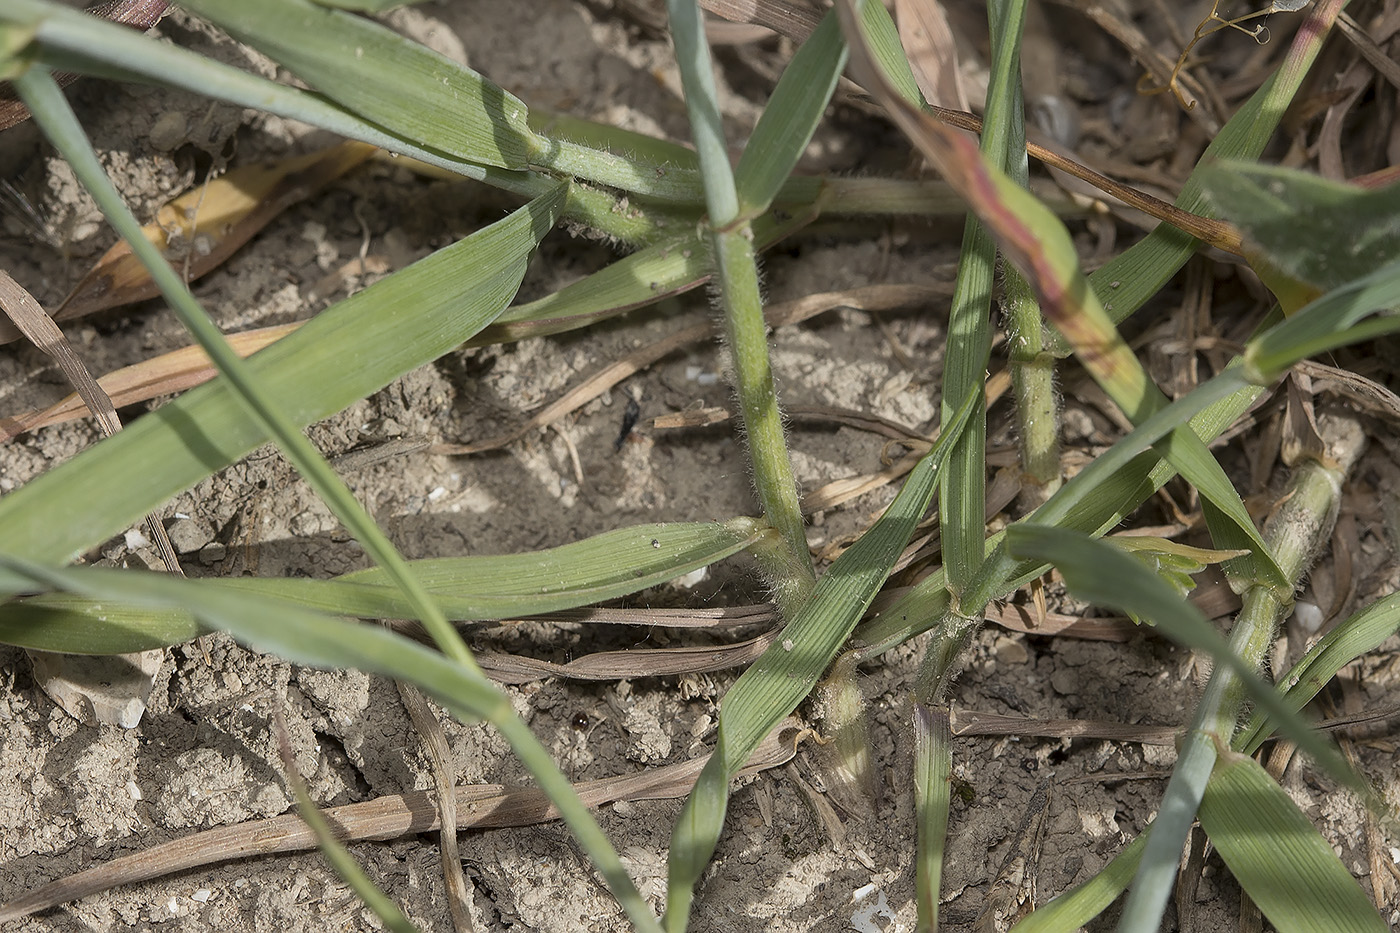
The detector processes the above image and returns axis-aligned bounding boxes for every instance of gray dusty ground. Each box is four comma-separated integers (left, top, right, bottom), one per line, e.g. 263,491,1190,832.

2,2,1398,932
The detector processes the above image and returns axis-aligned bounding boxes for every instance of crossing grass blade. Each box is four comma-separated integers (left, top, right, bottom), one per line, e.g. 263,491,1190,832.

913,0,1028,921
1007,832,1149,933
733,9,846,216
1077,0,1347,335
662,387,978,931
178,0,536,170
1199,749,1390,933
0,520,763,653
272,714,421,933
1235,592,1400,754
8,63,493,682
1011,581,1400,931
1004,525,1358,795
936,0,1029,596
666,0,814,610
1198,161,1400,312
0,553,664,933
2,0,548,196
1243,258,1400,384
853,365,1262,658
0,177,563,574
837,0,1289,598
1006,523,1371,931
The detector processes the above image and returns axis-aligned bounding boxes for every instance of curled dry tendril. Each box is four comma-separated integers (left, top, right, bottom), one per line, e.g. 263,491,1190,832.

1141,1,1313,110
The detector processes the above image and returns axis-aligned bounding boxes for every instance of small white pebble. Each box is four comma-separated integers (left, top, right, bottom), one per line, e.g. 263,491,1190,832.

1291,600,1323,634
851,889,897,933
782,639,794,651
126,780,142,801
671,568,707,589
427,486,447,501
191,889,212,903
124,529,150,550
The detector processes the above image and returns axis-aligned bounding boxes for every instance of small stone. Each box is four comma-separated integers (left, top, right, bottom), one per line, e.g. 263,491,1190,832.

1050,667,1078,695
199,542,227,564
148,111,188,151
165,517,213,554
993,635,1029,665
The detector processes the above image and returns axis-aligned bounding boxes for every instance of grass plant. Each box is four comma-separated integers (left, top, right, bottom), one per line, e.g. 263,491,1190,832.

0,0,1397,930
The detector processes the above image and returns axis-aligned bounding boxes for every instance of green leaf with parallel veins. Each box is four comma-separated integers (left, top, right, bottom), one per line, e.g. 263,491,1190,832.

1200,749,1390,933
1200,162,1400,314
179,0,538,169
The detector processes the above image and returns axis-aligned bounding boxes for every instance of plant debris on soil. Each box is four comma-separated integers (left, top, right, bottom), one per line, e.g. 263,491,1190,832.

1,1,1398,931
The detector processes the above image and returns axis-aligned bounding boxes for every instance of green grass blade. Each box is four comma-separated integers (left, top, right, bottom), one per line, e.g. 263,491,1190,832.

530,108,700,171
1236,592,1400,754
662,388,978,931
1078,0,1347,334
1117,729,1216,933
666,0,814,607
1199,161,1400,303
1008,522,1365,932
913,702,952,932
665,0,738,225
532,136,708,204
1199,750,1389,933
856,367,1264,657
733,10,846,216
1016,598,1400,930
12,63,490,675
0,596,203,654
0,554,663,933
0,162,562,572
276,725,422,933
487,201,814,340
709,226,816,611
178,0,536,170
938,0,1025,596
1003,525,1355,790
1244,259,1400,383
2,0,543,195
837,0,1288,596
857,0,926,107
491,230,709,336
0,520,762,652
1008,832,1148,932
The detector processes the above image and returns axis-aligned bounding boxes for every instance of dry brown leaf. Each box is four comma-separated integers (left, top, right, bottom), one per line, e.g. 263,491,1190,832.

1337,10,1400,92
474,630,780,684
0,323,300,442
895,0,969,112
699,0,823,41
0,141,376,344
951,708,1181,744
